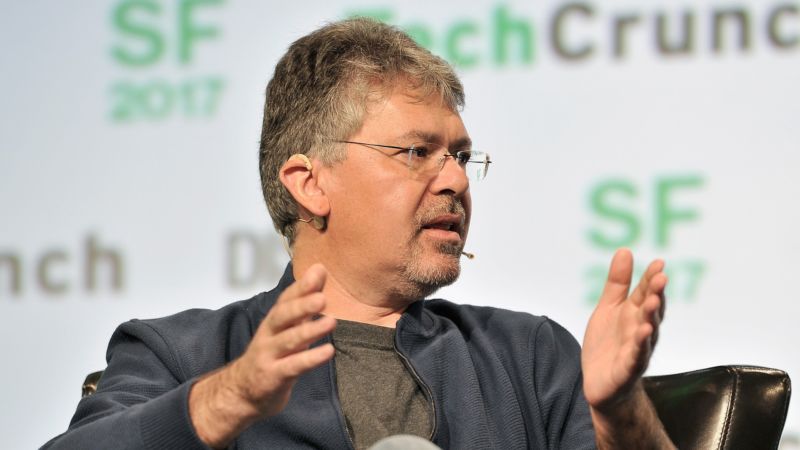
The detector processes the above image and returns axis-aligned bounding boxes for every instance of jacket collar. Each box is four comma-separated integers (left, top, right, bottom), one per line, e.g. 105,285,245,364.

263,263,440,336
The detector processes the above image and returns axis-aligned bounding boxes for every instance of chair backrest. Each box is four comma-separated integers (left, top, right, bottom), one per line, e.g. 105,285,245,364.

81,370,103,398
643,365,791,450
82,365,791,449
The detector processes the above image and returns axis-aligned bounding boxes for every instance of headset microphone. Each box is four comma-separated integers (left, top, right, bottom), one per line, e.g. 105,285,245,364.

461,251,475,260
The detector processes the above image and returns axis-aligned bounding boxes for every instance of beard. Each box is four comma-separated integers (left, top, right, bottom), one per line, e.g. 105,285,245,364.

399,197,467,299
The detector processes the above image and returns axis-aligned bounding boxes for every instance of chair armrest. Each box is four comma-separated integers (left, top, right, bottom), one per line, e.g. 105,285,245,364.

643,365,791,450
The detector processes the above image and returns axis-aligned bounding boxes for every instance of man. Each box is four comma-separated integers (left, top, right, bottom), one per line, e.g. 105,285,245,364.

45,18,673,449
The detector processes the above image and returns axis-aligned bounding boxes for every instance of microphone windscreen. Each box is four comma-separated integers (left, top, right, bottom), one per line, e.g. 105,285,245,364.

367,435,442,450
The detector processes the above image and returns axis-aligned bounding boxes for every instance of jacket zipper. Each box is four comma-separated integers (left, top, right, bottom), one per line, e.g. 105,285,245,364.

393,341,438,443
329,339,356,450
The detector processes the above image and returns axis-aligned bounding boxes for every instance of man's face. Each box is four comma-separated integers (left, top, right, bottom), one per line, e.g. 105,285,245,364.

322,83,472,300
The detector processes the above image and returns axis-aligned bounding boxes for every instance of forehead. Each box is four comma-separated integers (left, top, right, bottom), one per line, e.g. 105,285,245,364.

357,82,470,145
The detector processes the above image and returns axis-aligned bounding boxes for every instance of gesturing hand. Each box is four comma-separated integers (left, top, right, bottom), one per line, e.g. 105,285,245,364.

190,264,336,448
230,263,337,415
581,249,667,410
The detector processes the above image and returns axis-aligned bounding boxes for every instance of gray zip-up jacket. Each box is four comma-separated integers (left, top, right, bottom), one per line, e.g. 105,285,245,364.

43,265,595,449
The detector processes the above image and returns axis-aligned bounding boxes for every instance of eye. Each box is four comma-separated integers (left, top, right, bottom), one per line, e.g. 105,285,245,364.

410,144,431,158
455,150,472,165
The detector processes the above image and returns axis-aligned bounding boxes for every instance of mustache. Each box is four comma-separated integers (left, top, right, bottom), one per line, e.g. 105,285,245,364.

415,198,466,231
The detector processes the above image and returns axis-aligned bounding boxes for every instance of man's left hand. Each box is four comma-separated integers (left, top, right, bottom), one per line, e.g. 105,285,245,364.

581,248,667,410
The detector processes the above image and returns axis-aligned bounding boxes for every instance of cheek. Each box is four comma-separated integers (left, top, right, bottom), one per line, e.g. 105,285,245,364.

365,162,426,212
327,169,424,238
369,184,423,234
463,193,472,222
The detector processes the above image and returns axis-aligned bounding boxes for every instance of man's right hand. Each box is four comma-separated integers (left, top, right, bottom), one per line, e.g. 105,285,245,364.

188,264,336,448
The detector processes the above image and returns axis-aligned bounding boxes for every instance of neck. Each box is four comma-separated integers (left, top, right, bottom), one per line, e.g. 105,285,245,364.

291,245,413,328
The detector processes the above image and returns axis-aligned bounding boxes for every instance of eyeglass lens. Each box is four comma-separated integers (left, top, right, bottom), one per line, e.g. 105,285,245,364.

407,145,489,181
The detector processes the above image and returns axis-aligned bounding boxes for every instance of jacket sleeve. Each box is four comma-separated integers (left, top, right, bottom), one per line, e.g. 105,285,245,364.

530,317,597,450
41,319,213,450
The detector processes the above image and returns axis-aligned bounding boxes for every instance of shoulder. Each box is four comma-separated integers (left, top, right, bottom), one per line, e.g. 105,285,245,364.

123,293,268,335
107,291,276,380
422,299,582,363
104,265,295,381
425,299,574,340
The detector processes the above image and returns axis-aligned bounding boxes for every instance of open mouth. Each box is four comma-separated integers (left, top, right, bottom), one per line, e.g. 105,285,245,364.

424,222,457,231
421,214,464,239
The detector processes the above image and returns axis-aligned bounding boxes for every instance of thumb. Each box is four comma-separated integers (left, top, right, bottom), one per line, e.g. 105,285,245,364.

599,248,633,306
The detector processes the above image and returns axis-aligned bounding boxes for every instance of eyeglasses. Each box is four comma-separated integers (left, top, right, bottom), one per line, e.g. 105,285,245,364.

337,140,491,181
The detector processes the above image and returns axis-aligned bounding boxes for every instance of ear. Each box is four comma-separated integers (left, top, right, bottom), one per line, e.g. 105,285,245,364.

279,154,330,217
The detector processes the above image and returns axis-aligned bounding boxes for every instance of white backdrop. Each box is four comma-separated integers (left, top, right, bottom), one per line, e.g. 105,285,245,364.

2,1,799,448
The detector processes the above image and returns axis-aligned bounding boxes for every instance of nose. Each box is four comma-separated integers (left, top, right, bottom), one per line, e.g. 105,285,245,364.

429,154,469,196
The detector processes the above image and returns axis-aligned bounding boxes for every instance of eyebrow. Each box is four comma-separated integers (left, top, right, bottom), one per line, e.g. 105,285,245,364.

397,130,473,152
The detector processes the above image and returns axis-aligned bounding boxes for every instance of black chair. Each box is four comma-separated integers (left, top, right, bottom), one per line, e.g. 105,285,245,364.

642,365,791,450
82,365,791,449
81,370,103,398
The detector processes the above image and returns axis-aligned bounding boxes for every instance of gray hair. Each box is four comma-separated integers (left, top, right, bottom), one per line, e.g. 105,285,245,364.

258,17,465,243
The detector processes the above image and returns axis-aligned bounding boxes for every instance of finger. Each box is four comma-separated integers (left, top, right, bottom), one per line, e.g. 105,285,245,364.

639,294,661,326
629,259,664,306
262,264,328,334
637,272,664,322
273,342,336,380
639,293,662,347
647,273,667,346
646,272,667,308
269,316,337,358
652,273,668,321
264,292,326,335
275,263,328,306
599,248,633,306
621,328,651,378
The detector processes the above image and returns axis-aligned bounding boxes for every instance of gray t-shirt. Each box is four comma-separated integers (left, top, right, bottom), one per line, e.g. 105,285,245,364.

332,319,433,450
